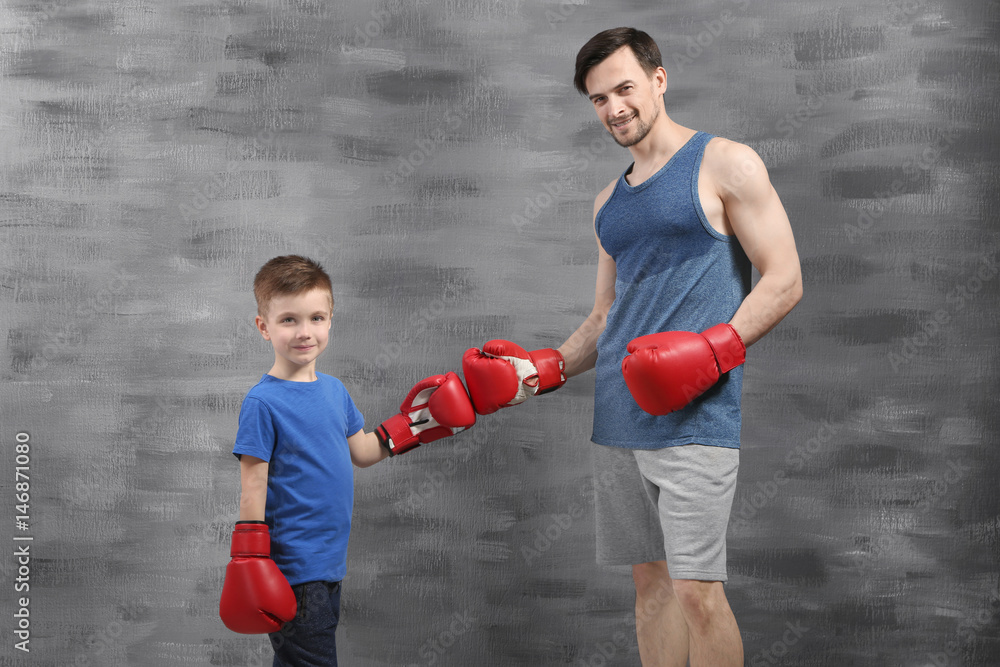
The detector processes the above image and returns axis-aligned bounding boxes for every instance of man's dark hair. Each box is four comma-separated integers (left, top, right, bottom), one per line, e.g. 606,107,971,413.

573,27,663,96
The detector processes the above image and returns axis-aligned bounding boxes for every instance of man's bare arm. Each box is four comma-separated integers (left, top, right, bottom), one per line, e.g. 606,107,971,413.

557,181,618,378
713,141,803,346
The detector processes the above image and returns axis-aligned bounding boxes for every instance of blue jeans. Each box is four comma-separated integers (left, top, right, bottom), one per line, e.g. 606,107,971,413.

269,580,341,667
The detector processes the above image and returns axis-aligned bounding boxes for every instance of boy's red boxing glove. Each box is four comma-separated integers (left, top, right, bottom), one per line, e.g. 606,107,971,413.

376,371,477,456
621,323,746,416
219,521,297,634
462,340,566,415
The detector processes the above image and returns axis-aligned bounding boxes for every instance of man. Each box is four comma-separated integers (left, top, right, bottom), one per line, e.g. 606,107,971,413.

463,27,802,666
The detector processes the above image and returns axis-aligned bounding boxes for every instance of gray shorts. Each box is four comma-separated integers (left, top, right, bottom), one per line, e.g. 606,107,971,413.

592,442,739,581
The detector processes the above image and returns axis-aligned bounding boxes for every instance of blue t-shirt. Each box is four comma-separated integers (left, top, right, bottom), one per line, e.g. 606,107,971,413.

232,372,365,585
592,131,752,450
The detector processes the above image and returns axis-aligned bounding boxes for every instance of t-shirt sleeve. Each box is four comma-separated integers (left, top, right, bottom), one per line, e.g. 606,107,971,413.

343,387,365,437
232,396,277,461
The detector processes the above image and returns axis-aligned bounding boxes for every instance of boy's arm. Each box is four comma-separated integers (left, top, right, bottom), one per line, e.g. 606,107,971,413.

223,454,296,634
238,455,268,521
347,429,390,468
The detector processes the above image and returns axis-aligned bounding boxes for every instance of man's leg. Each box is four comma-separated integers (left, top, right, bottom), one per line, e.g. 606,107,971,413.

632,560,688,667
631,563,743,667
631,444,741,667
672,578,742,667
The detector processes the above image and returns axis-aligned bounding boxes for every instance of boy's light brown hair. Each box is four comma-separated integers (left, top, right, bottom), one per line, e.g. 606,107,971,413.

253,255,334,317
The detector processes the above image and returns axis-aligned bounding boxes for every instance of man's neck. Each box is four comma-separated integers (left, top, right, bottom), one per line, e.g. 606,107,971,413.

626,112,695,176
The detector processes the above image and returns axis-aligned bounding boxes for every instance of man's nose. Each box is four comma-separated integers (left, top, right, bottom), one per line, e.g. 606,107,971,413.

608,95,626,118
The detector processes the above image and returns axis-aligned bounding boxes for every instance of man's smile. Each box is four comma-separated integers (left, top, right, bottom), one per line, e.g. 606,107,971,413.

611,113,636,129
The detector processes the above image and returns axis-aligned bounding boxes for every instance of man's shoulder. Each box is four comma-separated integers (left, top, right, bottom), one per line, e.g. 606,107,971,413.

594,175,620,215
701,135,769,195
703,134,757,166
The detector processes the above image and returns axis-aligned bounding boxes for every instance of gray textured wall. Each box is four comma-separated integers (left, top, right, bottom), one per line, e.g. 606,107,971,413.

2,0,998,665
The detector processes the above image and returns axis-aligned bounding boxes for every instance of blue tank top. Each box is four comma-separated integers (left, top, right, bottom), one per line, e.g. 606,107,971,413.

591,131,751,449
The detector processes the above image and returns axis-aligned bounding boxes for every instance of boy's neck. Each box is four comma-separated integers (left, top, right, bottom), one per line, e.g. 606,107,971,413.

267,358,319,382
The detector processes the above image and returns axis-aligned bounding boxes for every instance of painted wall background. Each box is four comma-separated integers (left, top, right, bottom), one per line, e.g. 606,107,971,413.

1,0,998,665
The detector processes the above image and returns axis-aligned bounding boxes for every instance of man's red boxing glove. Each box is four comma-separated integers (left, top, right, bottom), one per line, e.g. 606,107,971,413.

461,340,566,415
621,323,746,416
375,371,476,456
219,521,297,634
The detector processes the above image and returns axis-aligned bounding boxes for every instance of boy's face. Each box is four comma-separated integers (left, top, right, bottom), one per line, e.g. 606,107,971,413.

255,287,333,377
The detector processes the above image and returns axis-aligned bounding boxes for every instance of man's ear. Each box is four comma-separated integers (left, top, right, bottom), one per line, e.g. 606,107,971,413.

653,66,667,96
255,315,271,341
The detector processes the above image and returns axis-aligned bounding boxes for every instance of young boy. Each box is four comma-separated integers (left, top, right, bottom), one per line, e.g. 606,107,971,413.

219,255,477,666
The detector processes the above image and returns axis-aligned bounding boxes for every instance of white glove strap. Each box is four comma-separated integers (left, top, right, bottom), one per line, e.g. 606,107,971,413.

492,353,538,403
406,387,439,435
405,387,467,436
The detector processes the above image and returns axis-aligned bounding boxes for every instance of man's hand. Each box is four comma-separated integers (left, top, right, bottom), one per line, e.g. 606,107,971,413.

622,323,745,415
462,340,566,415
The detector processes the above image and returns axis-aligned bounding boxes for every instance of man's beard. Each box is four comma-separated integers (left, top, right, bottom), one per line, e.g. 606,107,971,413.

609,104,659,148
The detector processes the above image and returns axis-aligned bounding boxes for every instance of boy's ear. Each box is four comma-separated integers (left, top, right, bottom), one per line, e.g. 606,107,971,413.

255,315,271,341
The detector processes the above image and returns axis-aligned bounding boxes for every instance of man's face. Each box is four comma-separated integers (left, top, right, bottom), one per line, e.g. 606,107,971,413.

255,288,333,373
584,46,666,148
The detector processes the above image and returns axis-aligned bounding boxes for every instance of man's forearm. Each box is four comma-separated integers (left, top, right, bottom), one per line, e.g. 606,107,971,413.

557,310,607,378
729,270,802,347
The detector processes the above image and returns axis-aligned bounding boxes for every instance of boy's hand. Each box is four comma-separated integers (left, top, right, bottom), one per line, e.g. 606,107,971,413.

220,521,297,633
376,371,476,456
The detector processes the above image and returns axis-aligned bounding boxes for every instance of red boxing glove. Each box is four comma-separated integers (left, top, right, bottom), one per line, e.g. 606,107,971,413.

621,323,746,416
461,340,566,415
219,521,297,634
376,371,476,456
